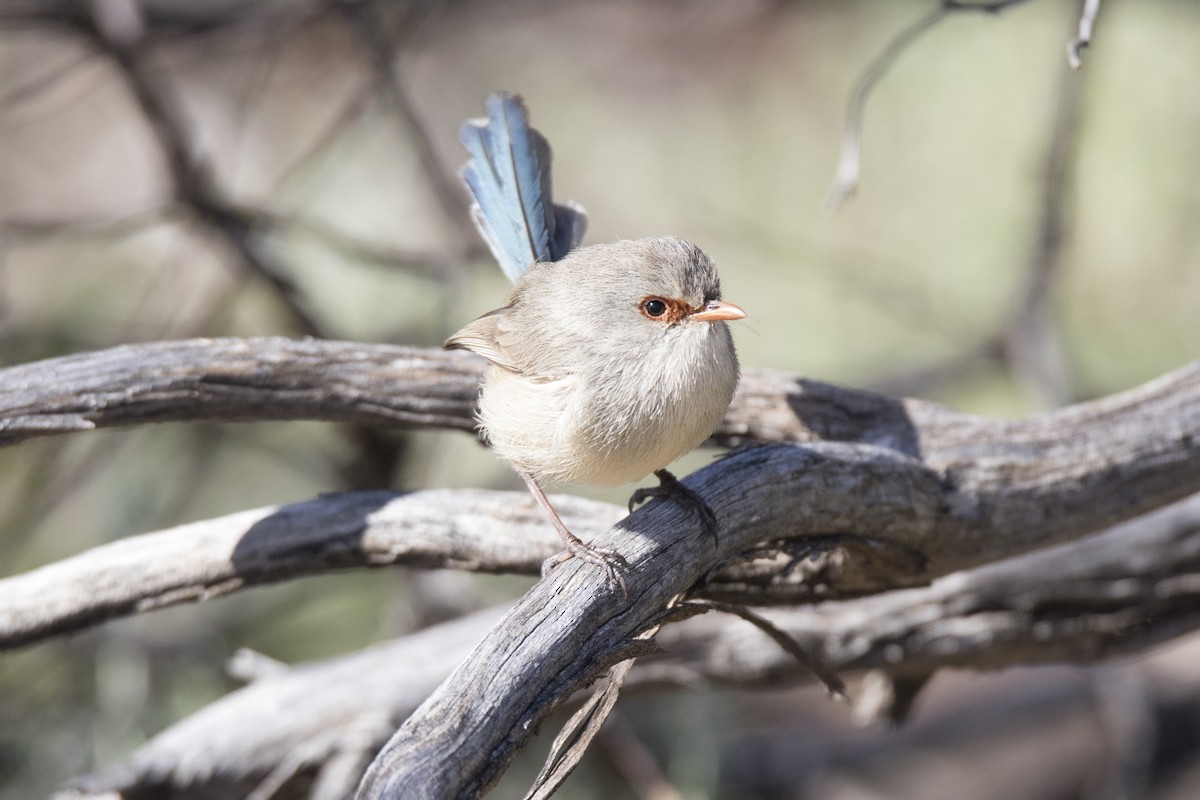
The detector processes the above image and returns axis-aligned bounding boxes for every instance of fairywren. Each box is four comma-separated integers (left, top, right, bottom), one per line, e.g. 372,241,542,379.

445,93,744,589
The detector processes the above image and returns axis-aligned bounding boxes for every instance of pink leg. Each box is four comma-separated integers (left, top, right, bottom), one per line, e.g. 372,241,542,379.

520,471,627,595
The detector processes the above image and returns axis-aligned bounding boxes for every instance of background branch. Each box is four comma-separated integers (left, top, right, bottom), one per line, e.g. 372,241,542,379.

1068,0,1102,68
825,0,1038,209
77,9,328,338
3,2,1196,798
4,338,1196,457
0,489,614,651
64,492,1200,800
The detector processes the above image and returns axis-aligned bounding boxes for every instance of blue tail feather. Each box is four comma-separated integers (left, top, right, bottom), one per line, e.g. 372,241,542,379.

459,92,587,282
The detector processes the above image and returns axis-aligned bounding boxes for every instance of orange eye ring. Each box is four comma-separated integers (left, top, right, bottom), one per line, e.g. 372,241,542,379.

639,296,691,323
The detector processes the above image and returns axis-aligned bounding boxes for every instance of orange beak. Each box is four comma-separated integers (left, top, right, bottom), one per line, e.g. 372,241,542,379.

689,300,746,322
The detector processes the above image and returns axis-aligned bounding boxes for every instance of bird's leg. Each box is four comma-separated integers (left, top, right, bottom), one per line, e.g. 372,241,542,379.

628,469,720,548
520,471,628,596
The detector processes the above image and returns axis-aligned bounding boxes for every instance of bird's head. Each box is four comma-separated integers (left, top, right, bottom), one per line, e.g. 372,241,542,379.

520,236,743,353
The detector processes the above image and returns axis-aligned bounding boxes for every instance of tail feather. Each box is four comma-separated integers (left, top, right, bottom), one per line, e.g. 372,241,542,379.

459,92,587,282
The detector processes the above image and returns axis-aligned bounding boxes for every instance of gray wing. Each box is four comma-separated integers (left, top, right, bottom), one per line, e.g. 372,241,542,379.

443,307,524,374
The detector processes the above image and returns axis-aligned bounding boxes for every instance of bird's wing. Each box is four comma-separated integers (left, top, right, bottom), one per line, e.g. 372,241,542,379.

443,306,525,374
459,92,588,283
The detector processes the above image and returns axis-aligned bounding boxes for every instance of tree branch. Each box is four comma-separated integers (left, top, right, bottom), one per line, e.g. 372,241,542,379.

0,490,619,651
0,339,484,445
64,492,1200,799
5,337,1195,457
4,338,1197,795
79,8,328,337
351,370,1200,797
2,342,1197,589
826,0,1043,209
1067,0,1102,69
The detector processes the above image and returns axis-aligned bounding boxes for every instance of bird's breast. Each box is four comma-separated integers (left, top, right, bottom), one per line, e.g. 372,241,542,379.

478,324,738,487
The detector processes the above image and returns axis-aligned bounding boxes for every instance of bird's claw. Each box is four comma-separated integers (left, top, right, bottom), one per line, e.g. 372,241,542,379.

542,541,629,599
628,469,720,548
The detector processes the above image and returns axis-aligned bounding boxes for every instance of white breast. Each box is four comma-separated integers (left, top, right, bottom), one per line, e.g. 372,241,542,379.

477,322,738,488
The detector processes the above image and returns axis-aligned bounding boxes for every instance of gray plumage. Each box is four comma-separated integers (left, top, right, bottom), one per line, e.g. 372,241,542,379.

446,236,740,487
448,93,744,584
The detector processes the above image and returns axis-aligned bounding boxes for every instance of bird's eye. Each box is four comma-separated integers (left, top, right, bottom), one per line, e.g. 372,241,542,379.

643,298,667,318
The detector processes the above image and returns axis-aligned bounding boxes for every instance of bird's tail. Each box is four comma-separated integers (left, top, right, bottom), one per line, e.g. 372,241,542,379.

459,92,588,282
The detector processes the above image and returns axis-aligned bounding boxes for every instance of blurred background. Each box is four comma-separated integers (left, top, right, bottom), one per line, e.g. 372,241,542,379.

2,0,1199,797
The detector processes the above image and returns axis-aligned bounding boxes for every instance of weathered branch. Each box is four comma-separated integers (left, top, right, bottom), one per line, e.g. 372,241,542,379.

8,337,1196,457
0,490,619,651
0,339,483,445
0,337,896,446
66,607,510,800
3,338,1197,592
350,368,1200,797
5,338,1197,795
65,493,1200,799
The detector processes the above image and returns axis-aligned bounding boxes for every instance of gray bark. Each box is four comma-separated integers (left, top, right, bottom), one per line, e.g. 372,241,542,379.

3,340,1196,797
0,490,617,651
64,493,1200,799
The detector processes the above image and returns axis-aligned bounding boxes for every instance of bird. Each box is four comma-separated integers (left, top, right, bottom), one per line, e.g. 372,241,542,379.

445,93,745,591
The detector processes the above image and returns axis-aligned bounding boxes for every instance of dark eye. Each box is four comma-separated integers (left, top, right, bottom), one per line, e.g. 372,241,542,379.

643,298,667,317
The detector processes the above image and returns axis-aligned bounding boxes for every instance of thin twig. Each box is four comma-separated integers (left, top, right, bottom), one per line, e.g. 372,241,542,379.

1067,0,1102,69
78,10,326,337
342,0,477,245
0,207,169,240
1002,47,1087,407
684,600,846,699
0,49,95,110
826,0,1039,210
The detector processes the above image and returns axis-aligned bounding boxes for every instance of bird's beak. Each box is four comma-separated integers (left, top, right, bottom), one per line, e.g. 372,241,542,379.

690,300,746,322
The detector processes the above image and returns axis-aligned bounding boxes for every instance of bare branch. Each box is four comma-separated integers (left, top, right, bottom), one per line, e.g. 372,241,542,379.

1067,0,1102,69
0,339,484,446
3,338,1197,596
1002,47,1086,406
78,11,326,337
825,5,949,210
64,493,1200,799
0,489,619,651
527,650,648,800
0,207,169,240
342,0,477,245
826,0,1039,209
66,606,509,800
352,374,1200,798
5,345,1196,646
3,337,1197,468
685,600,846,699
0,48,94,109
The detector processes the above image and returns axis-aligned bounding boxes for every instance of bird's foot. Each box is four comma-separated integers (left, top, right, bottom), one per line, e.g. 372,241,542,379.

542,539,629,598
628,469,720,548
519,470,628,598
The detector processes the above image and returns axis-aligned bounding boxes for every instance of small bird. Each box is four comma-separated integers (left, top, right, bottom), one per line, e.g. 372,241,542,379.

445,93,744,589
